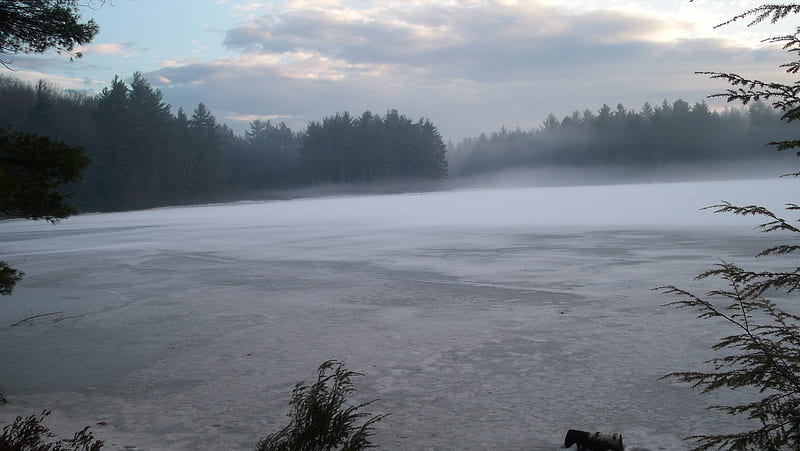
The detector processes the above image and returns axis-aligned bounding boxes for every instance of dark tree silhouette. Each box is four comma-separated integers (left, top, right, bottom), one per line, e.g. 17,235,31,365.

0,129,89,294
450,98,786,178
0,0,101,68
300,109,447,186
660,3,800,450
0,410,103,450
0,1,99,295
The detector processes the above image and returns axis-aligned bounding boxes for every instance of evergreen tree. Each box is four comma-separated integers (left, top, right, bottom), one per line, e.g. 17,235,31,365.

237,119,301,190
188,102,225,199
127,72,174,206
0,0,100,67
299,109,446,186
353,111,383,183
661,3,800,449
541,113,560,131
93,75,133,210
29,80,54,134
0,129,89,294
418,118,448,180
173,106,195,200
1,0,98,294
453,97,790,178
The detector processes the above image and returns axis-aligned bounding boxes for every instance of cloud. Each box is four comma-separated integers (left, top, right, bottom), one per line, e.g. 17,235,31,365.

6,68,107,91
1,53,111,88
75,42,137,57
220,1,696,80
216,0,275,19
226,113,303,122
223,113,306,127
146,0,787,140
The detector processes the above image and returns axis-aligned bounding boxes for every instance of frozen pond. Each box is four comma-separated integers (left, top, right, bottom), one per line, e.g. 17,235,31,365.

0,179,793,450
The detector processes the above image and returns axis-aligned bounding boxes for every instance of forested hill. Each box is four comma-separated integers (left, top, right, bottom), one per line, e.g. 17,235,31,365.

1,73,793,213
450,100,794,178
0,74,447,213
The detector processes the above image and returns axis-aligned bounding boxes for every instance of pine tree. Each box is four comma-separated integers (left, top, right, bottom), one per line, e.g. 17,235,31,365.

660,3,800,449
0,0,100,68
188,102,225,199
239,119,301,189
0,129,89,294
93,76,133,209
1,0,99,294
127,72,173,206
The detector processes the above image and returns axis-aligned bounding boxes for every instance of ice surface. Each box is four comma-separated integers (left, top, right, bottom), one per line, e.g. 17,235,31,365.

0,179,793,450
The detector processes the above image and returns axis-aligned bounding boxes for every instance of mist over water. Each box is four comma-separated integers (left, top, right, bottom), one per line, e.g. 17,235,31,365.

446,159,793,191
0,179,791,449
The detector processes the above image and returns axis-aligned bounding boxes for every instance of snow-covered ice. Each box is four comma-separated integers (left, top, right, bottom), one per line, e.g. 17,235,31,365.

0,179,793,450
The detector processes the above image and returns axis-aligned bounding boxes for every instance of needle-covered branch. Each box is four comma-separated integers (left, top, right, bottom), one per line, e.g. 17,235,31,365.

665,8,800,441
0,1,103,67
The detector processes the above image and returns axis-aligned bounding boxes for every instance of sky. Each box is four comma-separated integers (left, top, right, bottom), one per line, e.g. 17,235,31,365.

5,0,793,141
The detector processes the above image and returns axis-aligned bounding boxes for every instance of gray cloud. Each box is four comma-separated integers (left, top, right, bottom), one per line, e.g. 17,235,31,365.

222,3,674,81
146,1,787,140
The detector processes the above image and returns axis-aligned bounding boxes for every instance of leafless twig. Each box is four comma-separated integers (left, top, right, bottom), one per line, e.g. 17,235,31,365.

10,311,64,326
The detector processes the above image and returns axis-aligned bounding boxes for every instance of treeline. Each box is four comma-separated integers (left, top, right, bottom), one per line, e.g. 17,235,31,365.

0,73,447,212
450,100,793,177
3,72,792,213
304,111,447,184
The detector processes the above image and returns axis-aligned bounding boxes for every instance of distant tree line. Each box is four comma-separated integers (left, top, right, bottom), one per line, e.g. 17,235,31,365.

2,72,792,213
450,99,794,177
303,111,447,184
0,73,448,212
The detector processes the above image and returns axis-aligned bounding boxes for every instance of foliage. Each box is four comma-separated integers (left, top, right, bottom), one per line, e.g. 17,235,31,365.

0,74,448,212
660,250,800,449
659,3,800,450
0,261,24,296
0,129,89,221
694,3,800,169
257,360,387,451
234,119,301,191
301,110,448,185
0,0,101,67
450,98,790,177
0,0,97,295
0,128,89,295
0,410,103,451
